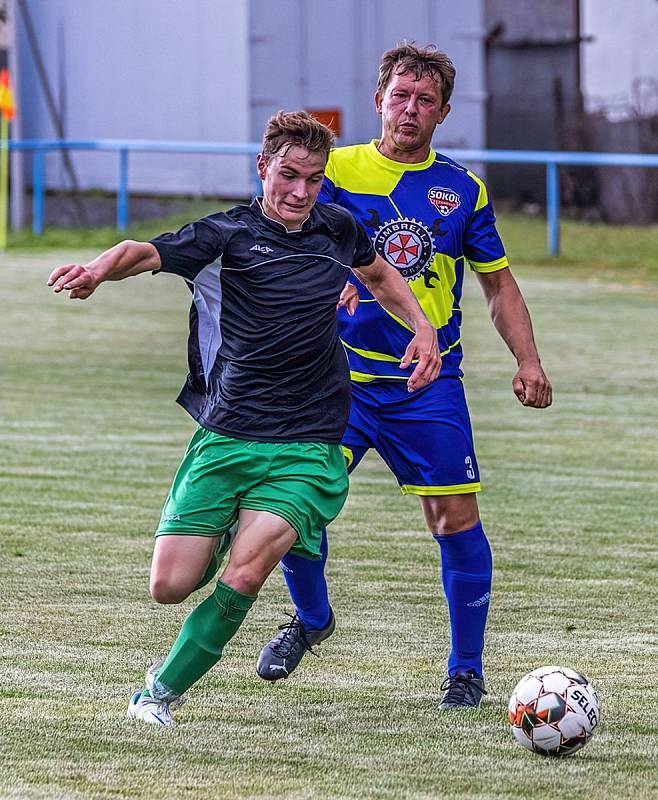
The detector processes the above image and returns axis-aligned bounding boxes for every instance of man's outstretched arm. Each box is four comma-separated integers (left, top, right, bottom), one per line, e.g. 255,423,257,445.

352,254,441,391
476,267,552,408
47,240,161,300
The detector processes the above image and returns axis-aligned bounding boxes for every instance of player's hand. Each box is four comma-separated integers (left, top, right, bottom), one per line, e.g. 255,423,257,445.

400,323,441,392
337,281,359,316
512,360,552,407
47,264,99,300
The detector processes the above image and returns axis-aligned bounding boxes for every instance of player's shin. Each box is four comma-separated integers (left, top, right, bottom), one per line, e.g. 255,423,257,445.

280,526,331,630
152,579,256,698
434,522,492,679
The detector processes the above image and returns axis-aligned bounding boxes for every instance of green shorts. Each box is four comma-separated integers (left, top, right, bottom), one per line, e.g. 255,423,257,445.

156,427,349,559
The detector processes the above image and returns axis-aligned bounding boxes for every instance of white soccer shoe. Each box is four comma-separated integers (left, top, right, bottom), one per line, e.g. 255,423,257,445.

127,690,176,727
127,659,186,727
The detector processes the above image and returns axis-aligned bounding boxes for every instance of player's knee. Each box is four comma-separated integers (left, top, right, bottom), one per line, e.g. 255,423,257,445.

149,575,192,605
429,512,480,535
423,495,480,535
220,564,263,596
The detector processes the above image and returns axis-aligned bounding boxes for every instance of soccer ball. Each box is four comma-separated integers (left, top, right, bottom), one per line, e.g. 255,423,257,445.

508,666,600,757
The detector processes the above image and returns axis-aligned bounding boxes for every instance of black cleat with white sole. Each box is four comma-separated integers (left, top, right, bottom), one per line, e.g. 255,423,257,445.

439,670,487,709
257,609,335,681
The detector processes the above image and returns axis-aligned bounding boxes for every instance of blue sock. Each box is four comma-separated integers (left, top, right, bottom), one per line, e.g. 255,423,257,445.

434,522,492,679
280,527,331,631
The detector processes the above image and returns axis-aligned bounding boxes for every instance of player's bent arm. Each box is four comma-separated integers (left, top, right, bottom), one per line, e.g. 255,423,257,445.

352,254,429,334
476,267,553,408
352,254,441,391
48,240,161,300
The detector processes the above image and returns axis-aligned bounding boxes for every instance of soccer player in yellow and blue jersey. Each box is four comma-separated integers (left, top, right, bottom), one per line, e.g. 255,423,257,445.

258,44,553,708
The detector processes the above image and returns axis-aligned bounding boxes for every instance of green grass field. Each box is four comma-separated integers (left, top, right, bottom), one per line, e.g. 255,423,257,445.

8,208,658,280
1,226,657,798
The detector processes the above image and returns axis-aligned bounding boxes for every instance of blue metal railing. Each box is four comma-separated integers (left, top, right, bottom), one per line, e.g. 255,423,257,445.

9,139,658,255
9,139,261,239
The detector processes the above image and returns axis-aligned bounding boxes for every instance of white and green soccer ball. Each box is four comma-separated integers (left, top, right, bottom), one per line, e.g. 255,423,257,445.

508,666,600,757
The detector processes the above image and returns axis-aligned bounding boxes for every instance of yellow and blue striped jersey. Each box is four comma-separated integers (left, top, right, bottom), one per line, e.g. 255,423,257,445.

319,140,509,381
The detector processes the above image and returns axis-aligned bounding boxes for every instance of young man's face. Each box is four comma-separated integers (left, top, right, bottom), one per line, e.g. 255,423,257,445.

375,71,450,161
257,146,327,230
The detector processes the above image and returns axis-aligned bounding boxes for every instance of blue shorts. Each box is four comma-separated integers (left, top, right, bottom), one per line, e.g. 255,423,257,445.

342,377,480,496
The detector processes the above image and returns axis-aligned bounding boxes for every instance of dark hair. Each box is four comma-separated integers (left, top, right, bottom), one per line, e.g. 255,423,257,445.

377,42,456,105
261,110,336,160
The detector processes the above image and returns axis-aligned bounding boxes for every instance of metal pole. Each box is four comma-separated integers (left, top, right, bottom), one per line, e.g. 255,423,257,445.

0,116,9,248
32,148,44,236
7,0,26,231
117,148,128,231
546,161,560,257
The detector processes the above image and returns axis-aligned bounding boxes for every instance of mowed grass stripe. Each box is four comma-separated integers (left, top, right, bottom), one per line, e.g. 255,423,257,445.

0,253,657,799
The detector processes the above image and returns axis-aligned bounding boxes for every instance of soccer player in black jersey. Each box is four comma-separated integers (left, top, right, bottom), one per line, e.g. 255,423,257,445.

48,111,439,726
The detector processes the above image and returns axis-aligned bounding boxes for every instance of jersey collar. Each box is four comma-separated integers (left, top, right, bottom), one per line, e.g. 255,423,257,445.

367,139,436,172
252,197,312,233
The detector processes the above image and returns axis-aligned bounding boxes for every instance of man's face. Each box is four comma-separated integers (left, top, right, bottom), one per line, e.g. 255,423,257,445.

375,71,450,159
257,145,327,230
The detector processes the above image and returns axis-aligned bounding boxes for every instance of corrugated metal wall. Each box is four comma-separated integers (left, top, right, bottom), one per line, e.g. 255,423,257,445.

484,0,581,202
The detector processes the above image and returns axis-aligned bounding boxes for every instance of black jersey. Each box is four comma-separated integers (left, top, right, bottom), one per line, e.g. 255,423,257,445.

151,199,376,443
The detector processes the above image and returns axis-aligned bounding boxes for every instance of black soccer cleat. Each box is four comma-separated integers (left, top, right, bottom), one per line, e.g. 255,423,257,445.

439,670,487,710
257,609,336,681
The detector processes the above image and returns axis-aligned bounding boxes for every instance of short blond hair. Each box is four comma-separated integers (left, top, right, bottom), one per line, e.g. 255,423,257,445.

377,42,456,105
261,111,336,160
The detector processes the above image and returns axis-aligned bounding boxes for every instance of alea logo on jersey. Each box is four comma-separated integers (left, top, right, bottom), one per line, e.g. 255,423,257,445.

373,218,435,281
428,186,461,217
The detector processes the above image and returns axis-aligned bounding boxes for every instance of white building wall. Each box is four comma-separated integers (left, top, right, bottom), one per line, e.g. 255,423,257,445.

249,0,487,152
581,0,658,120
18,0,487,197
19,0,251,195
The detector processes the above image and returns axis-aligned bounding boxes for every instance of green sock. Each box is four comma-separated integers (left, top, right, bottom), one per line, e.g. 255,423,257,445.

154,580,256,697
